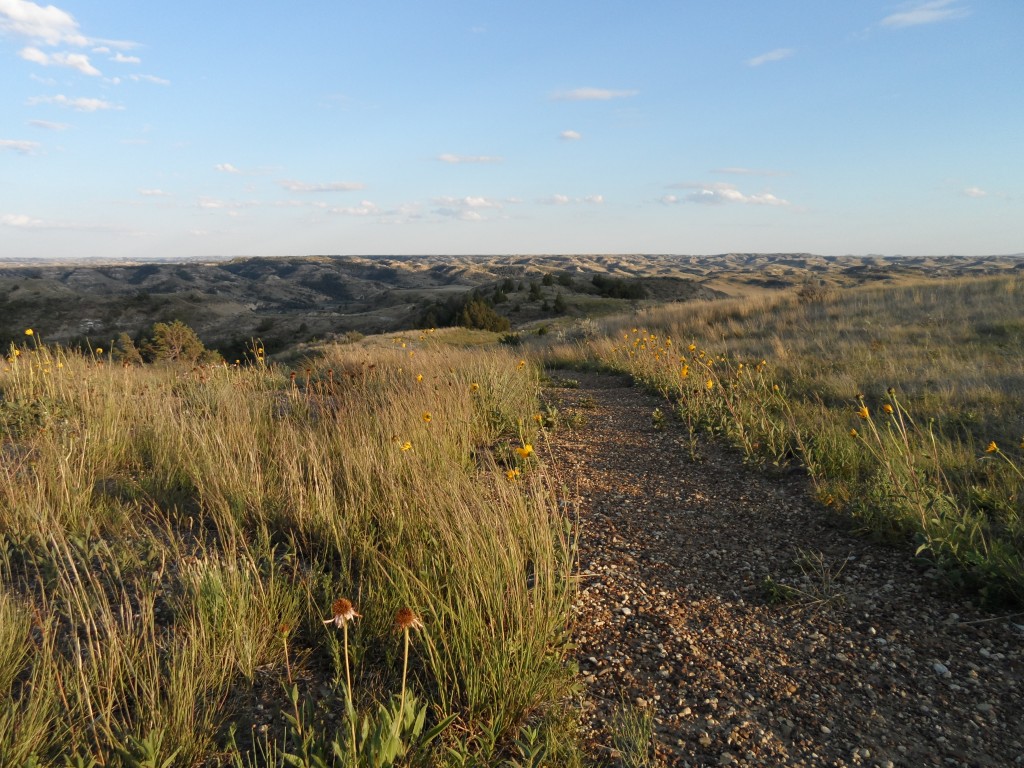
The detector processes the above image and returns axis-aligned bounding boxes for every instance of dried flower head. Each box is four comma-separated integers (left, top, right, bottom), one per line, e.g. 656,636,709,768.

394,607,424,632
324,598,361,628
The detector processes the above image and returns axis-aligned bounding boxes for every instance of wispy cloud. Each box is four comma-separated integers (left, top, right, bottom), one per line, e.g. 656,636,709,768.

664,182,790,206
963,186,987,198
130,73,169,85
27,93,120,111
328,200,381,217
540,194,604,205
560,130,582,141
215,163,242,174
432,195,504,221
278,180,365,192
0,138,41,154
551,87,638,101
1,213,47,228
28,118,68,130
19,45,100,75
880,0,970,28
112,51,140,64
437,153,502,164
746,48,794,67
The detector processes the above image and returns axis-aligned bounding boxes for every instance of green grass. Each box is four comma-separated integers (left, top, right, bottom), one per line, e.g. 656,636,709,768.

538,275,1024,605
0,335,579,765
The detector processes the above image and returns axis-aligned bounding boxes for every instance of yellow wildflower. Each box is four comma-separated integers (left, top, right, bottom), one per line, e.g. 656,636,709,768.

857,405,869,420
688,344,696,352
882,403,893,414
95,347,103,355
506,468,521,480
470,382,479,392
849,428,858,438
416,373,423,382
422,412,432,423
24,328,33,336
517,359,526,370
516,444,534,459
400,441,412,451
680,365,689,378
706,379,714,390
985,441,998,454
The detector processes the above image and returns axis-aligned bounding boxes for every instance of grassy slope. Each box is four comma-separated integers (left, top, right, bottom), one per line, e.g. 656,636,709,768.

538,275,1024,605
0,332,578,766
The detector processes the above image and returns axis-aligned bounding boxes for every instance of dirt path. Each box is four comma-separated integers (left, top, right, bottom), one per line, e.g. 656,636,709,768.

544,371,1023,768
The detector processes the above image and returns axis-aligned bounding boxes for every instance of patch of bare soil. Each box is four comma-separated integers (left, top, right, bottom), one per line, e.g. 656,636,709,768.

544,371,1023,768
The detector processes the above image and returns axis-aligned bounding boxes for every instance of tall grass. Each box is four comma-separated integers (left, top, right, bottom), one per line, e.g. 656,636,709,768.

0,332,577,765
540,276,1024,605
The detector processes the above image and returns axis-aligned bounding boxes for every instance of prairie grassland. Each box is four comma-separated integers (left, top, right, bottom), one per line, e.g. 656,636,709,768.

0,332,578,766
542,275,1024,604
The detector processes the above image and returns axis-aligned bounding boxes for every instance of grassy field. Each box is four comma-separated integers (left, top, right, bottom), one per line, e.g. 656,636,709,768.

540,275,1024,605
0,332,579,766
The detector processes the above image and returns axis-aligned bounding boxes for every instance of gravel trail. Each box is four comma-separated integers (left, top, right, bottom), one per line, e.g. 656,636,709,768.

544,371,1023,768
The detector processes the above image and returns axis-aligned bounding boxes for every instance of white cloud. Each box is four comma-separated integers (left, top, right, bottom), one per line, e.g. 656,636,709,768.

329,200,381,216
2,213,46,228
437,153,502,164
432,195,503,221
0,138,41,154
551,87,638,101
540,194,604,205
19,45,100,75
746,48,795,67
560,130,582,141
665,182,790,206
112,52,140,64
28,119,68,130
28,93,119,111
963,186,987,198
130,73,169,86
0,0,87,46
278,179,365,192
881,0,970,28
215,163,242,174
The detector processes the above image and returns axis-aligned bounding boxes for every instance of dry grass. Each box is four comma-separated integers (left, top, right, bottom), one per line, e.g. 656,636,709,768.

541,275,1024,604
0,330,578,765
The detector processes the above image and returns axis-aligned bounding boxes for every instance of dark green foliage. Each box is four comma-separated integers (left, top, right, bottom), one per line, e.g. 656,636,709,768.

591,274,647,300
417,293,510,332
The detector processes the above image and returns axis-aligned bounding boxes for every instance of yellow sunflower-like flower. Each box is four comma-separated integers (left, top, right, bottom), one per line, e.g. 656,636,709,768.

516,444,534,459
985,441,998,454
422,411,432,423
857,406,869,420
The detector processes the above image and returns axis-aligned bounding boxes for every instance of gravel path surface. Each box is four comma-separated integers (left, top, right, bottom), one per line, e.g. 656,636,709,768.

544,371,1024,768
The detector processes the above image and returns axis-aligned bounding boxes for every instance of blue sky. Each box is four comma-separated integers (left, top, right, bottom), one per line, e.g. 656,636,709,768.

1,0,1021,260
